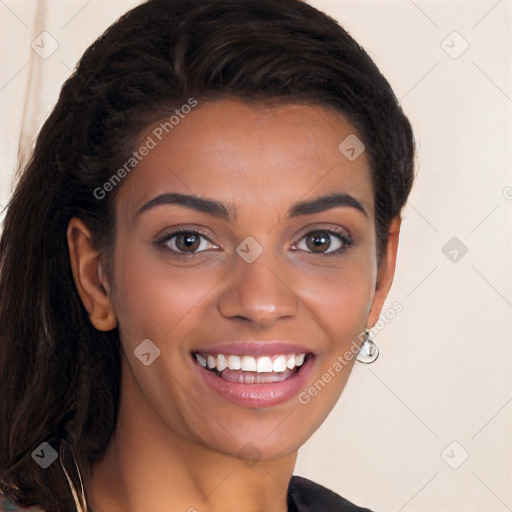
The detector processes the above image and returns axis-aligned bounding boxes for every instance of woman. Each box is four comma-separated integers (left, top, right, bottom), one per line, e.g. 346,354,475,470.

0,0,414,511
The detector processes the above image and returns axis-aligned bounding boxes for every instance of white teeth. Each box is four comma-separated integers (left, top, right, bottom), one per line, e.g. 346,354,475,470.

228,355,241,370
195,352,308,373
241,355,257,372
256,356,273,373
273,355,287,373
217,354,227,372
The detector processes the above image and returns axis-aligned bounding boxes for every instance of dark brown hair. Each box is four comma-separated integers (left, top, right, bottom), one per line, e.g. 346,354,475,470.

0,0,414,510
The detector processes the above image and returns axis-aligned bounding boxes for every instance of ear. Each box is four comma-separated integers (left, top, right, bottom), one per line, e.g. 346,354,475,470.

366,216,401,328
67,217,117,331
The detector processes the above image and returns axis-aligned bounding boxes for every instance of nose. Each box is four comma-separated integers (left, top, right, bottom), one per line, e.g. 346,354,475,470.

217,247,299,328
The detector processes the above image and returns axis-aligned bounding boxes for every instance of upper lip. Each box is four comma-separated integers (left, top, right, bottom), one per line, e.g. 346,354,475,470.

192,342,314,357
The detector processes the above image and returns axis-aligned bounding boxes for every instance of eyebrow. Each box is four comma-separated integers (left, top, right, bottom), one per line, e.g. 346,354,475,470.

135,191,367,221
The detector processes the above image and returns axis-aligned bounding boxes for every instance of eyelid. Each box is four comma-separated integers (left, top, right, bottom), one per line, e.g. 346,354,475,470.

153,225,215,241
294,224,352,242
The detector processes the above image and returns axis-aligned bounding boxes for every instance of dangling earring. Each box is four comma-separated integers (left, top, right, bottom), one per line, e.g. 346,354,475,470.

356,329,379,364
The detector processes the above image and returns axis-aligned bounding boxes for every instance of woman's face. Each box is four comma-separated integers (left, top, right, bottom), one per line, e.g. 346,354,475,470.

106,98,397,461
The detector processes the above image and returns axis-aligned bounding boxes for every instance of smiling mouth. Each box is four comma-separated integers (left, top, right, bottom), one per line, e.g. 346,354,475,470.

193,352,312,384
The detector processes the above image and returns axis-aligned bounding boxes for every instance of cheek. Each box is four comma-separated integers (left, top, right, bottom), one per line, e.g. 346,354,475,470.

295,258,376,413
303,254,377,332
111,246,222,352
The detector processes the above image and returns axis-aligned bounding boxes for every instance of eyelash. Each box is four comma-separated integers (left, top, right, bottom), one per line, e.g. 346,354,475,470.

152,227,354,258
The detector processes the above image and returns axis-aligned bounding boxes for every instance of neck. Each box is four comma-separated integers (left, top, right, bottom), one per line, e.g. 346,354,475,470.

83,363,297,512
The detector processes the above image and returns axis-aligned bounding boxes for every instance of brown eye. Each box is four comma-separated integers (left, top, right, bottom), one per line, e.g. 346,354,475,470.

175,232,201,252
153,229,219,256
293,229,353,256
306,231,331,253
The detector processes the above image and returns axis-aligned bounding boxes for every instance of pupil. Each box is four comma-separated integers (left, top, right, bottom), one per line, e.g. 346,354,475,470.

178,233,200,251
307,231,330,252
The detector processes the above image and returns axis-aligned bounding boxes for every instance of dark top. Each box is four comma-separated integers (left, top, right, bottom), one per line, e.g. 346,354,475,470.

1,476,373,511
288,476,374,512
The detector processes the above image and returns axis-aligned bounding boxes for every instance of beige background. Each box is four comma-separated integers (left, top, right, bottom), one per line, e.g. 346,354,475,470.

1,1,511,510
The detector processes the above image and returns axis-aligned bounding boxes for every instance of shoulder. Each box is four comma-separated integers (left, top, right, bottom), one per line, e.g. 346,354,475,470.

287,475,374,512
0,493,45,512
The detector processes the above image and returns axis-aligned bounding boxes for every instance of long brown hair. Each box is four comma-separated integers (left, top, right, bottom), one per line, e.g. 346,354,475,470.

0,1,414,510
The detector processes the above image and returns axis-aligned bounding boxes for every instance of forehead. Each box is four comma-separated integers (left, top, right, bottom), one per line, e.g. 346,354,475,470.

116,98,374,223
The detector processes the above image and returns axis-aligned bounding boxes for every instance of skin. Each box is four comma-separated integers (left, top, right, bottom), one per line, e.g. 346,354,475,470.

67,98,400,512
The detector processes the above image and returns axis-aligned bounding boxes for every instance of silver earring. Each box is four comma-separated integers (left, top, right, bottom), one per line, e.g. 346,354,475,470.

356,329,379,364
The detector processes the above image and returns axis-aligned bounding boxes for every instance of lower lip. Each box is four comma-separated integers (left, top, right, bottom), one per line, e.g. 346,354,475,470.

194,355,315,408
